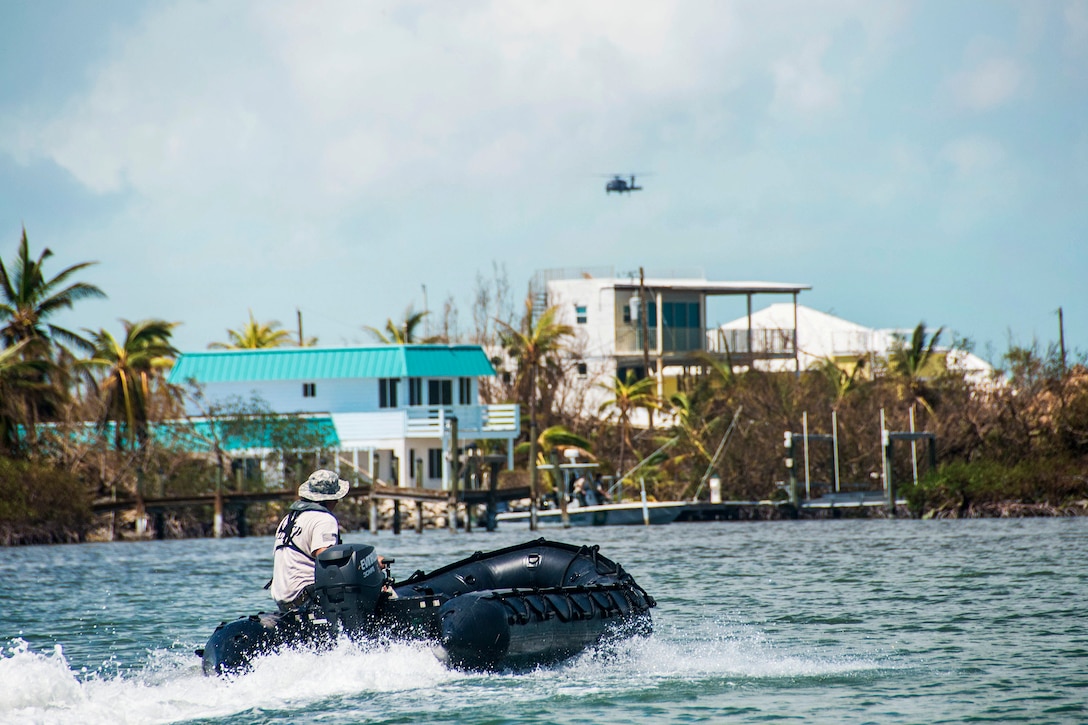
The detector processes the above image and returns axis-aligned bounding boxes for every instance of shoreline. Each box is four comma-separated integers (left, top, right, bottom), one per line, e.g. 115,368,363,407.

5,499,1088,546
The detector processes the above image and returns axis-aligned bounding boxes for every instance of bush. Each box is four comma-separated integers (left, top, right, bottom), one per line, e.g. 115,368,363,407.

904,457,1088,516
0,457,92,544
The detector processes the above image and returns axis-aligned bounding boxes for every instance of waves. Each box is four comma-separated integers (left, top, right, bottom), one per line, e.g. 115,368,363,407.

1,619,887,725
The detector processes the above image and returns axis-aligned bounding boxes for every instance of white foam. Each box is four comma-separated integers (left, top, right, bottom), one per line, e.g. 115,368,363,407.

0,637,458,725
0,622,887,723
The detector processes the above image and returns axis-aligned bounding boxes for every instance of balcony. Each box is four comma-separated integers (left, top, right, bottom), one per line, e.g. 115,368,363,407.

331,404,520,445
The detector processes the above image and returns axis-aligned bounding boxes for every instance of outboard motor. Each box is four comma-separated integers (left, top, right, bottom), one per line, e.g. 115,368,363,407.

314,544,384,632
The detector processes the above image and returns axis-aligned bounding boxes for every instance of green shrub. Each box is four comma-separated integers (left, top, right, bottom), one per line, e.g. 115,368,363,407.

905,457,1088,515
0,457,91,544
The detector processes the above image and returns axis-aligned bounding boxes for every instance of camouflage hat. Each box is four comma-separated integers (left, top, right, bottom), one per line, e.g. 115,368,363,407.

298,469,350,501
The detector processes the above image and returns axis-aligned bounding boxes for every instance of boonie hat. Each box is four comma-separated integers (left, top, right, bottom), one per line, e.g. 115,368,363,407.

298,469,350,501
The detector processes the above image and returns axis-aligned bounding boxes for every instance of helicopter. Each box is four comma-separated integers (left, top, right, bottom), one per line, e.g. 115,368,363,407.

605,174,643,194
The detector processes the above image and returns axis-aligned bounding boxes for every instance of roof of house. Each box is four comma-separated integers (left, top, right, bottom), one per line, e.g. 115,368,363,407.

168,345,496,384
720,303,995,375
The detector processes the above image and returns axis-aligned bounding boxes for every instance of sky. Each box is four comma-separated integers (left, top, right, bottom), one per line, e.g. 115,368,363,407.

1,1,1086,364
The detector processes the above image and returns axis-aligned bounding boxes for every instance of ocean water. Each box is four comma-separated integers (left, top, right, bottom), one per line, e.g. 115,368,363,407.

1,518,1085,724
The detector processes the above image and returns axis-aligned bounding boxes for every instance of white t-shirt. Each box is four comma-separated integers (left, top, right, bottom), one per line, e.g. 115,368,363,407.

270,508,340,604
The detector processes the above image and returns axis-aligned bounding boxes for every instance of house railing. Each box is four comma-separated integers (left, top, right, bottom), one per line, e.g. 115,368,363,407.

404,404,520,437
708,328,796,356
615,326,798,357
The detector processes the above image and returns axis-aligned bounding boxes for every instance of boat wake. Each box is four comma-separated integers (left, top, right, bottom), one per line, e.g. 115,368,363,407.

0,636,456,725
2,622,887,724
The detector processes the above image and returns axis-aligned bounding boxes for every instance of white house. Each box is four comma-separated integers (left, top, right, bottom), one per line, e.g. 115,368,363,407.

719,303,996,382
534,267,811,409
167,345,520,490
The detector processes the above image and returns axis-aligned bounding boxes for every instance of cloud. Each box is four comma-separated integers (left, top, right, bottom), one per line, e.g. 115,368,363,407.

940,136,1006,176
769,36,842,117
1065,0,1088,57
945,56,1026,111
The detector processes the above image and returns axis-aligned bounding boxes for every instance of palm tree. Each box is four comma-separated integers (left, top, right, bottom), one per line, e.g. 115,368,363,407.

0,227,106,354
210,310,294,349
887,322,945,415
666,391,715,467
364,306,437,344
813,355,867,408
0,340,52,454
80,319,180,450
514,424,593,495
498,296,574,528
598,369,660,477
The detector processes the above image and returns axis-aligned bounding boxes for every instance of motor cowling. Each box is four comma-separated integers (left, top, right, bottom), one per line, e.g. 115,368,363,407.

314,544,384,632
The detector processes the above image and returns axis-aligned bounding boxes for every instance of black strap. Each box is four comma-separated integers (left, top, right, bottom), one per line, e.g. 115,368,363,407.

275,502,340,560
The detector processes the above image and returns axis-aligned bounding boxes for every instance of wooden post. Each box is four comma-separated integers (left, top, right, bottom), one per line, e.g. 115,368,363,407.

802,412,811,500
464,450,476,533
909,405,919,486
415,457,425,534
784,431,798,507
832,411,841,493
391,453,401,536
529,418,539,532
214,466,224,539
556,451,570,528
369,449,379,535
447,416,459,533
881,409,896,516
486,457,502,532
640,477,650,526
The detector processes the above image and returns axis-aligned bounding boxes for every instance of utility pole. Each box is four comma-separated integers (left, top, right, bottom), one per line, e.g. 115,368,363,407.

527,299,539,532
639,267,655,432
422,284,429,338
639,267,650,381
297,308,304,347
1058,307,1067,376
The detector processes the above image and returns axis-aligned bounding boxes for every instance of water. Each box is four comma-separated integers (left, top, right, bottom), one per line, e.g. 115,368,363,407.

2,518,1086,724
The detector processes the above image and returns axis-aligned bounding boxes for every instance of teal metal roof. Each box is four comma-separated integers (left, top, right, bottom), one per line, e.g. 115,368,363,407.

168,345,496,384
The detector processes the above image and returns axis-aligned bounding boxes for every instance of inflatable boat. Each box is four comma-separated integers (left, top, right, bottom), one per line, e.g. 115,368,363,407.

199,538,655,675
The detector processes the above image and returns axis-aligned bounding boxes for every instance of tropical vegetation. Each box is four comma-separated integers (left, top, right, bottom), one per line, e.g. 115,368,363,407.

0,229,1085,545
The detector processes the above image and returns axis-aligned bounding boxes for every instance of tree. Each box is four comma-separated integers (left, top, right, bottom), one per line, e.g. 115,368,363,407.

210,310,294,349
0,228,106,444
887,322,945,415
0,227,106,354
514,424,593,495
598,369,660,476
813,355,867,408
80,319,181,451
0,340,52,455
364,306,439,344
498,297,574,527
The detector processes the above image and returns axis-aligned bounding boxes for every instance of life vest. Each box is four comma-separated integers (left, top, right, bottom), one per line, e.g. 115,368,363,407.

275,500,341,560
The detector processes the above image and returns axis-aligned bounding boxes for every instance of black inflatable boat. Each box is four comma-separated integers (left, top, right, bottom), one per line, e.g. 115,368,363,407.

199,538,655,675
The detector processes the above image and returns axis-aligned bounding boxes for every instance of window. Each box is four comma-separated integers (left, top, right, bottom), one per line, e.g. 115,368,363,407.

302,382,316,397
577,362,588,376
458,377,472,404
660,301,701,328
575,304,587,324
378,378,399,408
408,377,422,406
427,448,443,479
428,379,452,405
